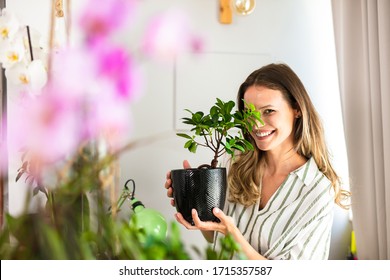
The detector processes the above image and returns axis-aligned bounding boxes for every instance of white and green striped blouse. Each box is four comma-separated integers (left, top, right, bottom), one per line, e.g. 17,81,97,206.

216,157,335,260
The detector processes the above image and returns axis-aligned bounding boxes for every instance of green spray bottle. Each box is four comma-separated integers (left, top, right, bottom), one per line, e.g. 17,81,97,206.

117,179,167,241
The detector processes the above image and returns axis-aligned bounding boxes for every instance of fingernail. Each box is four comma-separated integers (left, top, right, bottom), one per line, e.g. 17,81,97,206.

214,207,220,213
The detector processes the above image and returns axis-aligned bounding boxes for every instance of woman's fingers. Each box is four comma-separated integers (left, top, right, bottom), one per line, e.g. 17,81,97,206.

212,207,225,221
191,209,204,227
166,186,173,197
183,160,191,169
175,209,226,233
194,208,231,235
165,171,173,201
164,173,171,189
175,212,196,229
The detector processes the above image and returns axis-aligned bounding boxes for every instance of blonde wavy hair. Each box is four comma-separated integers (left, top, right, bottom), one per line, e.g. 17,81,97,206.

228,63,350,209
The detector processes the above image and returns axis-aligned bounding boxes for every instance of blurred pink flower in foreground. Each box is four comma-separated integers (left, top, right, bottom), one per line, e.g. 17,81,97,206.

3,1,202,168
5,0,143,165
7,75,134,164
93,41,142,101
86,88,132,149
50,47,98,100
7,87,82,163
142,8,203,61
79,0,136,42
51,42,142,103
7,43,140,163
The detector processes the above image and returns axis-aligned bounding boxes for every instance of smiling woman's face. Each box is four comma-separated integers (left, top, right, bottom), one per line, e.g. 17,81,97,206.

244,85,300,154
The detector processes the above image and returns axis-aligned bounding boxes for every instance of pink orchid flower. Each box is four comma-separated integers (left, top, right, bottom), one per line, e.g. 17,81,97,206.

7,88,82,164
92,41,142,101
142,8,203,61
79,0,136,42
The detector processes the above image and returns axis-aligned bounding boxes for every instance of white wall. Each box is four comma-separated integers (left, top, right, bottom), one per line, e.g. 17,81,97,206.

6,0,351,259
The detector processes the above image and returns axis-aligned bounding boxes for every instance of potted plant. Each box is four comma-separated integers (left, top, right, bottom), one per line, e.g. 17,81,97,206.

171,98,262,224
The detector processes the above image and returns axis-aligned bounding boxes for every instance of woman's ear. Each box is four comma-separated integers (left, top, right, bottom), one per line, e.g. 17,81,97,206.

292,102,301,118
294,108,302,118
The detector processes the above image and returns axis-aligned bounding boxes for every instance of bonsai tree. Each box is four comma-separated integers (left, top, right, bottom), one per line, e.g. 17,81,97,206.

171,98,263,224
177,98,263,168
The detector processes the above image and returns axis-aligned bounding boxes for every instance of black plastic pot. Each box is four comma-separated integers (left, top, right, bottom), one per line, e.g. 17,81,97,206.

170,167,227,225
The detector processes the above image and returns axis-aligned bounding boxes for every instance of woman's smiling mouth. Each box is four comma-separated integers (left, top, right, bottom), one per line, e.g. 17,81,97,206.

255,130,275,139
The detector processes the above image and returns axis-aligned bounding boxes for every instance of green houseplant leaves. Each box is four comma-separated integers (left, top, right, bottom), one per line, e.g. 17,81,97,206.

177,98,263,168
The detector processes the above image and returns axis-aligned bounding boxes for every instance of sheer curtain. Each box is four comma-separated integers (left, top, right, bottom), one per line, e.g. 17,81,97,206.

332,0,390,259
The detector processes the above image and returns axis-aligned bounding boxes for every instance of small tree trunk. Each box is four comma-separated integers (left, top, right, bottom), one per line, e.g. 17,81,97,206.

211,158,218,168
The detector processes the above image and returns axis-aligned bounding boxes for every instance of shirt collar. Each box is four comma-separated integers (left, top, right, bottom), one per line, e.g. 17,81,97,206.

291,157,319,186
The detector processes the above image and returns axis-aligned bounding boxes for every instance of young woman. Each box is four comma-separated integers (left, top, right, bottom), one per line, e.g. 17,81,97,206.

165,63,349,260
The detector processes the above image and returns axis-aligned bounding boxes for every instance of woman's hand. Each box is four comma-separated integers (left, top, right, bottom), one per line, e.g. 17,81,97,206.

175,207,234,236
177,207,267,260
164,160,191,207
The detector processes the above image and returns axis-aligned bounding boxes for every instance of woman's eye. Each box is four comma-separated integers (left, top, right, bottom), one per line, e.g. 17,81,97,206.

263,109,274,115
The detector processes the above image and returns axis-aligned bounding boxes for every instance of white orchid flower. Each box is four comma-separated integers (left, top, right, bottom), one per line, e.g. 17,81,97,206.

22,26,47,56
0,36,25,68
5,59,47,92
0,8,21,41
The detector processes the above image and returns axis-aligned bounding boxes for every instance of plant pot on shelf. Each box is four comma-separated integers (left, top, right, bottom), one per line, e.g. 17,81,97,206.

171,167,227,225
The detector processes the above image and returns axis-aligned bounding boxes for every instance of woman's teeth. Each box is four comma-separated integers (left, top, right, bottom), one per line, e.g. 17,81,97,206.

255,131,273,137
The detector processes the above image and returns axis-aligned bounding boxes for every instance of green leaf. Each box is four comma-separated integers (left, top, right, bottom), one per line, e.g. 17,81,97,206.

242,139,255,150
189,142,197,153
210,105,219,116
41,223,68,259
225,100,235,114
184,139,193,149
223,114,232,122
182,117,195,124
176,133,192,139
184,108,194,114
216,98,224,108
192,112,204,123
232,143,245,152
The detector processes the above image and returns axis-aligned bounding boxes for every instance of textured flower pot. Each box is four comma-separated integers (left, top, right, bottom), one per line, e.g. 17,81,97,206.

171,167,227,225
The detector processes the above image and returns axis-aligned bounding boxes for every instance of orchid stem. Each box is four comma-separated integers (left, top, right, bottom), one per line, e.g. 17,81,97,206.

26,25,34,61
